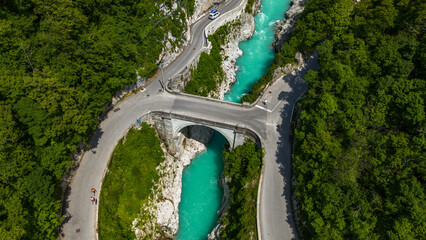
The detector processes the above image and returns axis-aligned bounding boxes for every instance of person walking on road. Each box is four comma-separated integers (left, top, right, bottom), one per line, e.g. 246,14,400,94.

91,188,96,196
90,197,95,205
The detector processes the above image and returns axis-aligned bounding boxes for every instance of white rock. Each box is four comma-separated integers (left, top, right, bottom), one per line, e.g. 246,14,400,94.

216,13,255,100
273,0,307,51
133,126,213,239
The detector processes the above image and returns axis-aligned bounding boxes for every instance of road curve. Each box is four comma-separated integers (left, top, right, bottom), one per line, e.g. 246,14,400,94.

60,0,244,239
60,0,315,239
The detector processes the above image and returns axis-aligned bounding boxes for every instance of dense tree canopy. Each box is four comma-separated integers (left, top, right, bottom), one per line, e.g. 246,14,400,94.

278,0,425,239
0,0,194,238
220,140,263,240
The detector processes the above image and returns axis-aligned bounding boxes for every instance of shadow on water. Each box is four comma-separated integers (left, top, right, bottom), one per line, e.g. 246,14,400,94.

274,53,319,240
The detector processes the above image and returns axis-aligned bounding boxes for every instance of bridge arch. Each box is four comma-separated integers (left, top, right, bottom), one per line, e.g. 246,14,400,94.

172,119,243,149
148,111,261,150
174,122,236,148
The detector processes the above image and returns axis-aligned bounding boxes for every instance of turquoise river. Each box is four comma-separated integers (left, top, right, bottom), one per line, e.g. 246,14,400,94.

176,0,291,239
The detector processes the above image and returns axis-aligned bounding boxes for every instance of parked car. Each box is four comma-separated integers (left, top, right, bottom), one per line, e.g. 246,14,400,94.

209,9,220,19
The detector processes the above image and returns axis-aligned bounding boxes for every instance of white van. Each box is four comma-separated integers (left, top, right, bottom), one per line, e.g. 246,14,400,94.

209,9,220,20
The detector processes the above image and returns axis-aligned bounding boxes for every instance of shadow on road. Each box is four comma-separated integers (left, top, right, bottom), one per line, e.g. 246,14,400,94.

59,120,106,236
274,53,319,240
60,185,73,237
88,126,105,151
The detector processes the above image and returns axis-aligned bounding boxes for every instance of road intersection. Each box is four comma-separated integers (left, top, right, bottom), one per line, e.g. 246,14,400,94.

61,1,318,239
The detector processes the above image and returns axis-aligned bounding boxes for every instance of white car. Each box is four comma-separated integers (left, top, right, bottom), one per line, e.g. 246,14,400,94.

209,9,220,20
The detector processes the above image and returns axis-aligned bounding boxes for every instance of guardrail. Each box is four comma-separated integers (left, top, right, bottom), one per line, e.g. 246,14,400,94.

204,0,248,37
148,109,265,240
164,0,269,110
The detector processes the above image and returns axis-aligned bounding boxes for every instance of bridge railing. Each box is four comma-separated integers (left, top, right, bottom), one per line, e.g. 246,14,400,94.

138,109,265,240
148,110,262,147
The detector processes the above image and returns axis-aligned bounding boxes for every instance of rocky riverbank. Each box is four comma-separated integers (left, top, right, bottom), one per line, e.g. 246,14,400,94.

214,12,255,99
133,123,214,239
273,0,307,52
267,0,309,94
132,0,262,238
211,0,262,100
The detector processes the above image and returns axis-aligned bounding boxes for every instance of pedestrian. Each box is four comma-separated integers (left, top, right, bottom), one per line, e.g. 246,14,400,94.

90,197,95,205
91,188,96,196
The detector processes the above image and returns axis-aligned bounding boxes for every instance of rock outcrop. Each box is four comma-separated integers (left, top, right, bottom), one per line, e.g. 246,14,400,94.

133,120,214,239
271,52,305,83
214,13,255,99
273,0,308,52
132,0,263,238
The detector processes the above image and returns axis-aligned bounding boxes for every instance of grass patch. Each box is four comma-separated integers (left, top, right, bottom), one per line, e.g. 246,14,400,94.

98,123,165,240
220,140,263,239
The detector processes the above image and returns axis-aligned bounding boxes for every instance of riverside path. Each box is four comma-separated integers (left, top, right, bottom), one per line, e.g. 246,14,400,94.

60,0,318,239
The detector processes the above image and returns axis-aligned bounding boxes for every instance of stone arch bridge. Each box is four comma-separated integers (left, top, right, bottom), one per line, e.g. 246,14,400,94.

147,111,262,150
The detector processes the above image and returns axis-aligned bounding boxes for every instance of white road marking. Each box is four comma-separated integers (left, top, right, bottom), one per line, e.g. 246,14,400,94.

255,100,283,113
255,105,272,112
271,100,284,112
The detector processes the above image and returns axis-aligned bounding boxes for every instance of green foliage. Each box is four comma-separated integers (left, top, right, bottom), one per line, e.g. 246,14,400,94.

220,140,263,239
184,24,231,96
245,0,256,14
242,0,355,103
185,0,196,16
0,0,191,238
98,123,165,240
288,0,425,239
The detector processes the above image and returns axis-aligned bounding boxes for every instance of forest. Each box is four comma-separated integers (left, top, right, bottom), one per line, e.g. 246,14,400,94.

0,0,194,239
220,140,263,239
273,0,424,239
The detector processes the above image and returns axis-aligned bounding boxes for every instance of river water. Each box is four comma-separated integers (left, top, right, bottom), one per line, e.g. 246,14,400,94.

177,0,291,239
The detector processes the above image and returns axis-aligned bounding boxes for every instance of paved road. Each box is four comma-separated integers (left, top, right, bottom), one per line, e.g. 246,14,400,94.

146,0,243,94
60,1,318,239
257,54,319,240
